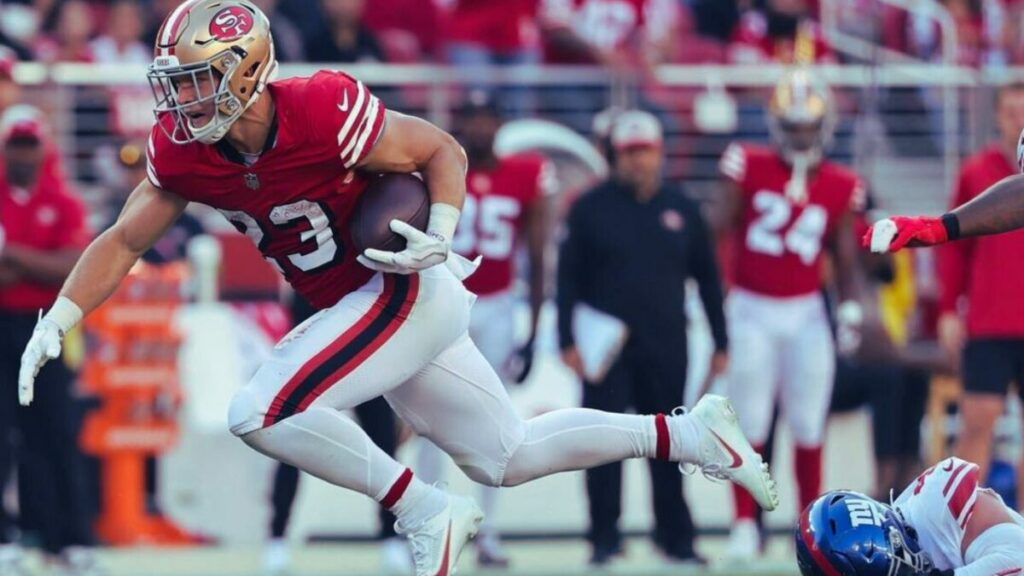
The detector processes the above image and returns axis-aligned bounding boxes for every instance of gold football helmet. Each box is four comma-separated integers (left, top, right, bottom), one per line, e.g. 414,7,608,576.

767,68,836,164
147,0,278,144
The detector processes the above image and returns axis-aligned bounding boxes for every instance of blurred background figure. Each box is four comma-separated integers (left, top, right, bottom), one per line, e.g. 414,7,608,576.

557,110,727,567
715,69,864,560
34,0,95,63
0,49,20,114
251,0,307,62
89,0,147,65
305,0,386,63
415,90,554,568
0,106,96,576
442,0,541,117
943,83,1024,509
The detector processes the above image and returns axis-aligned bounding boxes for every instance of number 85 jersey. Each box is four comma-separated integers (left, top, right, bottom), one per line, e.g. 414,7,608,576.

720,142,864,297
147,71,385,310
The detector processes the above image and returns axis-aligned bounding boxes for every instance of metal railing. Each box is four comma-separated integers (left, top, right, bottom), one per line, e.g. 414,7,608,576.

12,61,1018,214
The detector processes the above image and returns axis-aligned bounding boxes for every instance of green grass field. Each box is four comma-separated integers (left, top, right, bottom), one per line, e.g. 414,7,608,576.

36,537,801,576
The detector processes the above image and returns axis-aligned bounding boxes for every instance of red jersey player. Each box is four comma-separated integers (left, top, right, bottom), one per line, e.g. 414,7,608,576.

717,68,863,559
18,2,778,574
416,91,554,567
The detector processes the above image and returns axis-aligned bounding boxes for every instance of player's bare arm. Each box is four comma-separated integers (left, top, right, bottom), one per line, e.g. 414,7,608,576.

17,179,187,405
358,110,467,211
355,110,469,274
59,179,188,316
866,174,1024,252
713,179,744,237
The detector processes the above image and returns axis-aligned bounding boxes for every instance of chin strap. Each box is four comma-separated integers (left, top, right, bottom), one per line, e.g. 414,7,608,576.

785,152,811,204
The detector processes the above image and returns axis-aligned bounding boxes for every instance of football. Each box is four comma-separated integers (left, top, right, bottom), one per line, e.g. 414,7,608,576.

350,173,431,254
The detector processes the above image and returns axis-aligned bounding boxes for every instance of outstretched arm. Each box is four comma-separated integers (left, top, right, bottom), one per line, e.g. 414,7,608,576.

866,174,1024,252
949,173,1024,237
19,179,187,405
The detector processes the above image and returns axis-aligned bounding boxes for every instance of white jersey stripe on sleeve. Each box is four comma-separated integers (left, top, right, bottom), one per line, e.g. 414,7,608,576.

720,143,746,181
336,81,368,151
146,160,162,188
344,95,381,168
160,0,194,46
145,133,162,188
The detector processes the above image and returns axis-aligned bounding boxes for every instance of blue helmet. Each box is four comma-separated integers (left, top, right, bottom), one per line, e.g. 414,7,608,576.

795,490,932,576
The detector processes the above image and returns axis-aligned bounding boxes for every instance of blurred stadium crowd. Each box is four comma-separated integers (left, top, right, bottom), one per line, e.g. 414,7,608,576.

1,0,1024,576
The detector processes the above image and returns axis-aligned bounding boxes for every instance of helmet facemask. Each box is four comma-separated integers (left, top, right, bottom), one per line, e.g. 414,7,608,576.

884,510,932,576
148,48,249,145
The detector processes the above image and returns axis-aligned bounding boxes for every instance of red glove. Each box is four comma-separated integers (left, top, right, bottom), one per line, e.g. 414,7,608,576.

862,216,950,253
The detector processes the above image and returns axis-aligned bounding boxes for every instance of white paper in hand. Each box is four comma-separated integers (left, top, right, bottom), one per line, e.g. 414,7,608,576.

572,303,629,383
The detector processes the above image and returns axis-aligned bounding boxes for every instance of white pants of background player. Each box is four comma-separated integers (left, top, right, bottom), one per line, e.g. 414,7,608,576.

416,290,516,538
724,288,834,516
228,264,693,518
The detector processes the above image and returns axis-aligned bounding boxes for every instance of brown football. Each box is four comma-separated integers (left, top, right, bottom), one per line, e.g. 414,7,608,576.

350,173,431,255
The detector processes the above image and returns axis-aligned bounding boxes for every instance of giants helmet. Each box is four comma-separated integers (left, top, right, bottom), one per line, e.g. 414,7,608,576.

147,0,278,145
796,491,932,576
768,68,836,164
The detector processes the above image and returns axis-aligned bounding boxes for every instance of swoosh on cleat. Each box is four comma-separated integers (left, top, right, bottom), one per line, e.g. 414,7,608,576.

710,430,744,469
435,520,452,576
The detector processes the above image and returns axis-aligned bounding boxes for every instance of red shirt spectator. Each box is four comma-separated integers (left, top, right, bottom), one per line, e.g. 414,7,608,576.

364,0,444,58
0,114,91,312
939,144,1024,337
444,0,540,55
540,0,680,65
728,9,834,64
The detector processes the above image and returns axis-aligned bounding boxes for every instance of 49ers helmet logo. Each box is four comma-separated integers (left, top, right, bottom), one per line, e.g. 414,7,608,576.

209,6,253,41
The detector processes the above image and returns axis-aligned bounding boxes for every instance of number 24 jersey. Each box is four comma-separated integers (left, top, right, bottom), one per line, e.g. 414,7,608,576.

719,142,864,298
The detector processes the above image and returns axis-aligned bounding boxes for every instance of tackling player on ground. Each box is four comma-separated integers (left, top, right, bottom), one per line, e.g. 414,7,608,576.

16,2,778,575
796,458,1024,576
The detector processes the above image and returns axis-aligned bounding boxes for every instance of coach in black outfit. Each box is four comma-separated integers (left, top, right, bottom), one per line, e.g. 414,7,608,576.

557,110,728,566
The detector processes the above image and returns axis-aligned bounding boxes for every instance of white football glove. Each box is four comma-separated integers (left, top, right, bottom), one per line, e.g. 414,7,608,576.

18,317,64,406
358,219,450,275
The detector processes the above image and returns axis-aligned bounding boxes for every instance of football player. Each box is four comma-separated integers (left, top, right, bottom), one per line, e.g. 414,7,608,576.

796,458,1024,576
17,2,778,574
414,91,554,567
717,67,865,559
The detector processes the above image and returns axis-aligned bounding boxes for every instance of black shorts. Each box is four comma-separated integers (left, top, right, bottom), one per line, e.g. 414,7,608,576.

963,339,1024,398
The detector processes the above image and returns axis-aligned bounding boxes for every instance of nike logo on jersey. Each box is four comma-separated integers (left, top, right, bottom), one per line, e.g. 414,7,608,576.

710,430,744,469
338,90,350,112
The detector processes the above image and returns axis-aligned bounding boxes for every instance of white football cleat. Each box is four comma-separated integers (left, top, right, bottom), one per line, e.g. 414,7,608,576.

395,494,483,576
726,519,761,561
676,394,779,511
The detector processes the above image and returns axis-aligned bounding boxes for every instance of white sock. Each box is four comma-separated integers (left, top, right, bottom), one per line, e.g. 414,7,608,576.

670,411,703,463
501,409,661,486
387,474,447,529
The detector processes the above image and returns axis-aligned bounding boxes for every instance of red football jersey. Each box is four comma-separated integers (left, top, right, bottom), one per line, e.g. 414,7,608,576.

147,71,386,310
720,143,863,297
453,153,553,296
445,0,540,54
540,0,678,63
